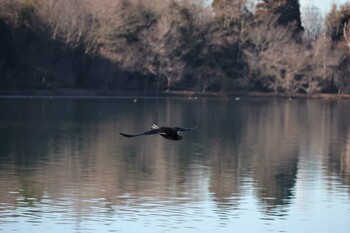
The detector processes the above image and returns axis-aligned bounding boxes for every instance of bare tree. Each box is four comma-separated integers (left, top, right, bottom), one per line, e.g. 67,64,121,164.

302,3,324,40
143,5,187,91
129,0,210,91
244,14,340,94
343,22,350,51
244,15,295,93
212,0,248,28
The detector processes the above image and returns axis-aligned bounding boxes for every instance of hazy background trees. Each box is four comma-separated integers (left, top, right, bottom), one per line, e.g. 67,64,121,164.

301,3,324,40
0,0,350,94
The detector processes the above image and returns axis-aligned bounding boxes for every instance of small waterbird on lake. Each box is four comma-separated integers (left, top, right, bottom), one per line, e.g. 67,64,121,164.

120,124,197,141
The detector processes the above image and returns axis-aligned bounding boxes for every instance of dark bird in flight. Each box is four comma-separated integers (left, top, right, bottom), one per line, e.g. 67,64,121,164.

120,124,197,141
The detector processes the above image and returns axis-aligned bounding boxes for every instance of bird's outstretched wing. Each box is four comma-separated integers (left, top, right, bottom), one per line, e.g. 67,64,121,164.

175,126,198,133
120,129,159,138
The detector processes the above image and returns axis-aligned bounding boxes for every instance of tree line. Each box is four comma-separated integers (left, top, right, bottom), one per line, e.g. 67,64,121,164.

1,0,350,94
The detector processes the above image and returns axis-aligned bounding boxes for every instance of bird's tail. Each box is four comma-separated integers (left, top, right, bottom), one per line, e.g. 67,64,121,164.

152,124,159,129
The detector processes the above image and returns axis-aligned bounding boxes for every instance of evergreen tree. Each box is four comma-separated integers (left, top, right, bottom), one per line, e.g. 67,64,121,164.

256,0,303,35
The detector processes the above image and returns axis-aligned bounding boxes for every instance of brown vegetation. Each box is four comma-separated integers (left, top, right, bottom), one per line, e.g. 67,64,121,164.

1,0,350,94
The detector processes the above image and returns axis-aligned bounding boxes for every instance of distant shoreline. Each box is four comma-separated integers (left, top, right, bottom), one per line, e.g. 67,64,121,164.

0,88,350,99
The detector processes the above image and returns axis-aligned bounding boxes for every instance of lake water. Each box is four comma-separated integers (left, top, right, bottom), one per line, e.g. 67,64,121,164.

0,97,349,233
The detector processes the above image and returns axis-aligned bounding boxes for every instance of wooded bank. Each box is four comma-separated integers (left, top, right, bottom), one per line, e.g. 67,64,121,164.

1,0,350,95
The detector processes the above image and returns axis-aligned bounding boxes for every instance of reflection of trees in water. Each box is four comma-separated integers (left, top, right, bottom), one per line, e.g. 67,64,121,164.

206,99,350,216
342,131,350,190
248,100,350,214
326,102,350,192
247,101,304,214
206,99,300,215
0,98,207,213
239,100,300,214
193,99,251,219
1,98,350,219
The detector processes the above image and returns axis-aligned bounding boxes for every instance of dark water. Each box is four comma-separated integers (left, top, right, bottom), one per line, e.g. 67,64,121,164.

0,97,349,233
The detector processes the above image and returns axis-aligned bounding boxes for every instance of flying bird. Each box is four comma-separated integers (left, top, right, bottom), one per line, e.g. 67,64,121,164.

120,124,197,141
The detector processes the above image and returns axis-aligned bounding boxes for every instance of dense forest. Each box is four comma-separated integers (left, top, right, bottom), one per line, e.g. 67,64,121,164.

1,0,350,94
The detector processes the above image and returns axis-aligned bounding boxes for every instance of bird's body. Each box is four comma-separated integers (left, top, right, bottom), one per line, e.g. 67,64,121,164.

120,124,196,141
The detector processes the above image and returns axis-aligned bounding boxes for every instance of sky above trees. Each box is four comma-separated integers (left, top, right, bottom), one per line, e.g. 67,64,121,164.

300,0,347,13
206,1,348,14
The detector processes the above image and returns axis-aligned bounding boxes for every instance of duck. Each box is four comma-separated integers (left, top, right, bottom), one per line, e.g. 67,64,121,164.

120,124,197,141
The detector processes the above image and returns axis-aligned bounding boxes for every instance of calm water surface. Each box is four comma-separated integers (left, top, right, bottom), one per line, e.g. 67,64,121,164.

0,97,349,233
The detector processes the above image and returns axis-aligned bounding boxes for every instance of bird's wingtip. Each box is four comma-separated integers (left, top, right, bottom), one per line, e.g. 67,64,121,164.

120,132,133,137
